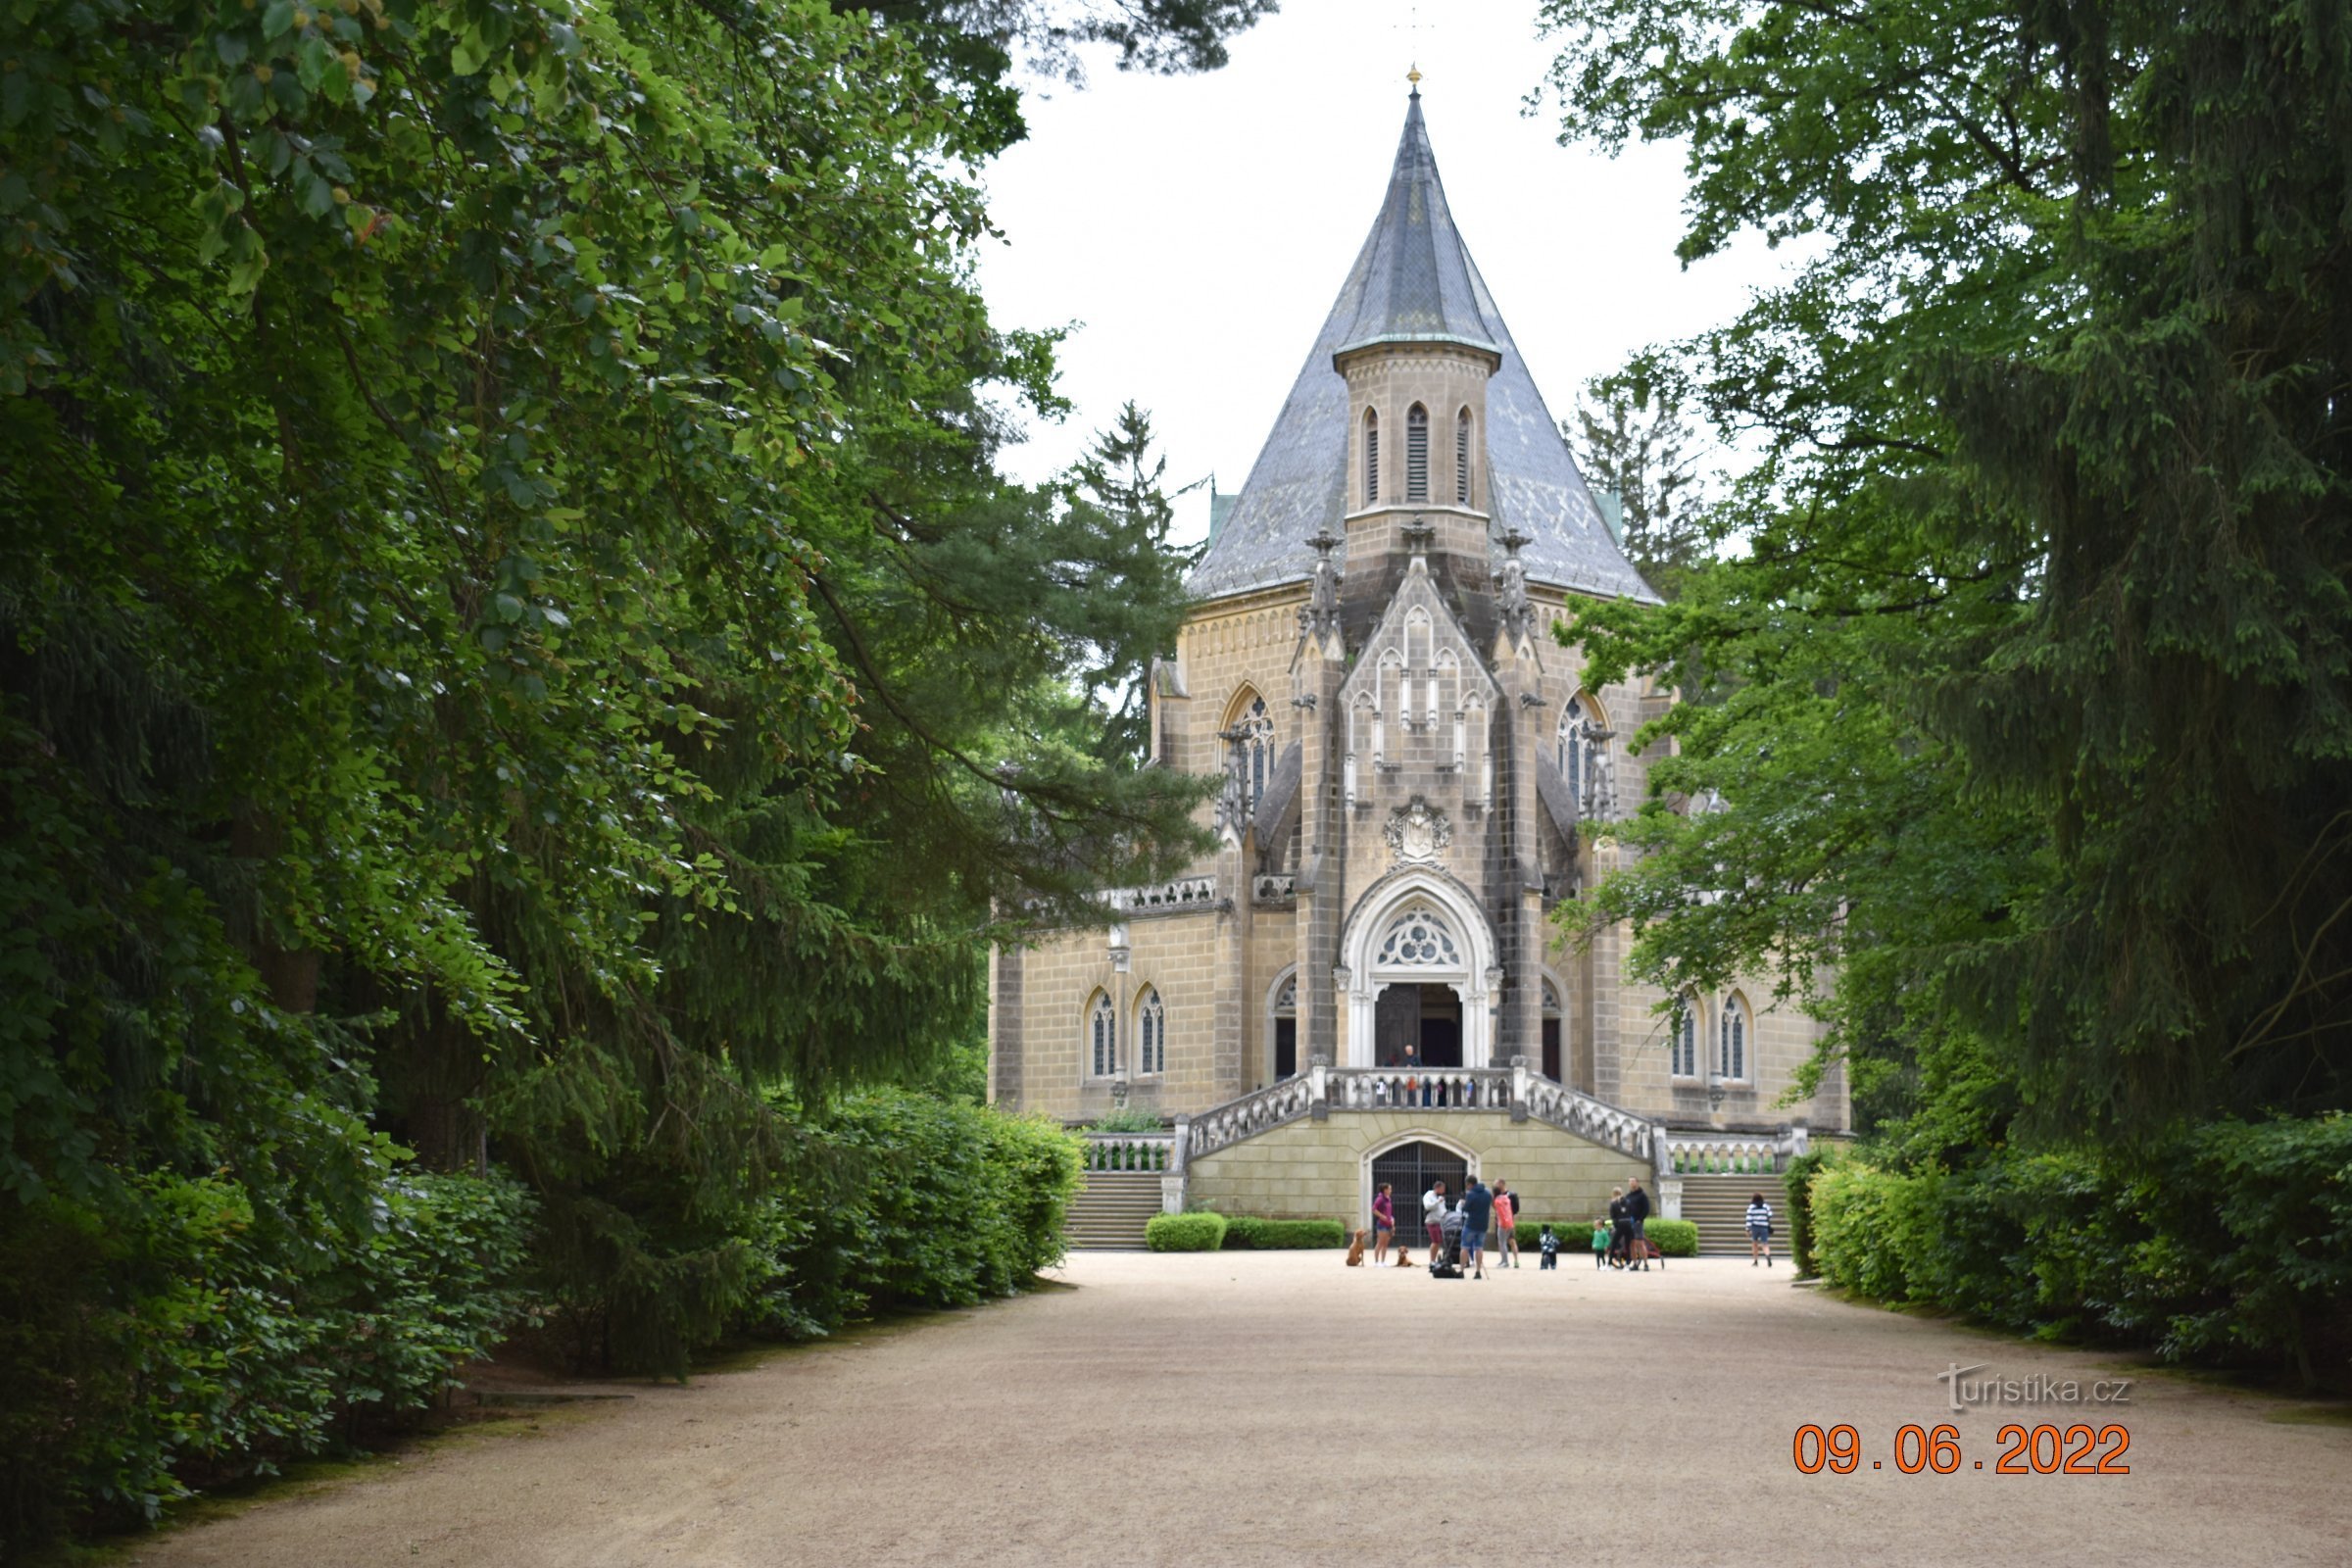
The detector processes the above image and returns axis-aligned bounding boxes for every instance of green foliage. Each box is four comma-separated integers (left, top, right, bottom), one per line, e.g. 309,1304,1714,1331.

1781,1149,1832,1280
1643,1217,1698,1257
1144,1212,1227,1251
1217,1216,1346,1250
1084,1105,1168,1135
743,1090,1080,1337
0,1169,530,1549
1808,1116,2352,1388
1568,373,1711,596
1540,0,2352,1141
0,0,1245,1547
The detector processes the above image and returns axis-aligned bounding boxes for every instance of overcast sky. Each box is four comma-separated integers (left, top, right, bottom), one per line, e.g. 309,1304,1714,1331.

973,0,1797,547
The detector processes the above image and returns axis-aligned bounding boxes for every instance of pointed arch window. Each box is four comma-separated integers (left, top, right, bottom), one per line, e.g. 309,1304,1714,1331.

1375,906,1462,969
1540,975,1565,1082
1671,996,1700,1079
1456,407,1472,505
1137,988,1165,1076
1364,409,1380,504
1718,995,1748,1082
1088,991,1117,1078
1270,972,1298,1081
1558,698,1587,803
1405,404,1429,502
1237,693,1273,805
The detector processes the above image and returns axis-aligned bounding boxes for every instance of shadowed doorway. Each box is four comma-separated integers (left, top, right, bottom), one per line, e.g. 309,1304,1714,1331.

1374,982,1463,1069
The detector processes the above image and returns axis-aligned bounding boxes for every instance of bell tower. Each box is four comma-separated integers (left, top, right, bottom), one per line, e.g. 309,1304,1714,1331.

1335,83,1501,604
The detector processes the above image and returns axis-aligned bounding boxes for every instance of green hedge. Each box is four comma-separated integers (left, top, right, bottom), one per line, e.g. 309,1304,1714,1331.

1219,1216,1347,1250
0,1167,533,1544
746,1090,1082,1336
1783,1149,1832,1278
1145,1212,1228,1251
1645,1217,1699,1257
1809,1114,2352,1387
1499,1218,1696,1259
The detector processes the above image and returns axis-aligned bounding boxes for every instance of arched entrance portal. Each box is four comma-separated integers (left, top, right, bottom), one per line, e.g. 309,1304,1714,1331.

1340,876,1498,1067
1368,1138,1472,1241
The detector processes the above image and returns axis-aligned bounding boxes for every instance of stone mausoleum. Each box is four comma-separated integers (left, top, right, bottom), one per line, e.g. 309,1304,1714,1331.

988,87,1847,1247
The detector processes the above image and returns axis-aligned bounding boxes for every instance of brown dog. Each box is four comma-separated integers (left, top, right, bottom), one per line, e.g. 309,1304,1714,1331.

1346,1229,1368,1267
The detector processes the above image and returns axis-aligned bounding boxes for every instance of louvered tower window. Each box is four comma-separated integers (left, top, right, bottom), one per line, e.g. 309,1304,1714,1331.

1456,408,1472,504
1406,404,1429,501
1364,410,1379,504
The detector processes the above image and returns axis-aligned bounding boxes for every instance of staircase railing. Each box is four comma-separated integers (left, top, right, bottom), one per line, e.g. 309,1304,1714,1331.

1185,1075,1315,1161
1661,1126,1809,1174
1079,1132,1174,1173
1517,1074,1659,1162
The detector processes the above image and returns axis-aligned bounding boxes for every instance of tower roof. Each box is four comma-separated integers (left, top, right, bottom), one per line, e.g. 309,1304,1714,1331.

1187,92,1659,608
1336,91,1495,355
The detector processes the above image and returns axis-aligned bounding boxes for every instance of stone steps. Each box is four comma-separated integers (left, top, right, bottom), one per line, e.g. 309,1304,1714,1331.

1677,1173,1791,1257
1065,1172,1162,1250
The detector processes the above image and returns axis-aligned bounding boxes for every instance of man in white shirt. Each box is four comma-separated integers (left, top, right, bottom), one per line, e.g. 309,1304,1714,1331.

1421,1181,1447,1260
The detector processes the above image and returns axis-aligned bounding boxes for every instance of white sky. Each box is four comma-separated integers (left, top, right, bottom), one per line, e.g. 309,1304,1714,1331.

974,0,1798,548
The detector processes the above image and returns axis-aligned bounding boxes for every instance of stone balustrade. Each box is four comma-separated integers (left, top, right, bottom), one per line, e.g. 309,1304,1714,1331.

1517,1075,1660,1162
1186,1076,1315,1160
1102,876,1219,915
1079,1131,1175,1173
1327,1066,1510,1111
1662,1128,1806,1175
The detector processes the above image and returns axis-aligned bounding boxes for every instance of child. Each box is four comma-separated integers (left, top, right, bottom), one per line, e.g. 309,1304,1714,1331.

1591,1217,1611,1269
1538,1224,1560,1269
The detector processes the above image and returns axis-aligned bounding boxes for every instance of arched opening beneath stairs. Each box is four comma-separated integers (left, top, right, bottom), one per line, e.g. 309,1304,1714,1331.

1366,1136,1474,1240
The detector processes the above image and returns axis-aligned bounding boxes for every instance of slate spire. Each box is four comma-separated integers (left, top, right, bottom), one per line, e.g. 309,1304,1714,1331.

1186,92,1658,608
1339,88,1497,353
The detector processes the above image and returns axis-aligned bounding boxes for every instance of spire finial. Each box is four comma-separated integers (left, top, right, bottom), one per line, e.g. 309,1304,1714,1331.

1406,63,1422,94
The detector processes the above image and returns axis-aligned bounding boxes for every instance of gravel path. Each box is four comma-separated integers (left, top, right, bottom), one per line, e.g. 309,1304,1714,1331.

130,1252,2352,1567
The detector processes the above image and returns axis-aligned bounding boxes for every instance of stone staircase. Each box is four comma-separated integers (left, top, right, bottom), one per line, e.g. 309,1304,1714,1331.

1677,1173,1791,1258
1064,1171,1161,1250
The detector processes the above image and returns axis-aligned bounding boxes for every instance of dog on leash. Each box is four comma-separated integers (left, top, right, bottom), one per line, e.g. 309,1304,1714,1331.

1346,1229,1368,1267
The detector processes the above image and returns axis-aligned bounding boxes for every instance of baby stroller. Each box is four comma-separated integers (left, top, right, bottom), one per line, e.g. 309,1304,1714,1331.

1430,1204,1466,1279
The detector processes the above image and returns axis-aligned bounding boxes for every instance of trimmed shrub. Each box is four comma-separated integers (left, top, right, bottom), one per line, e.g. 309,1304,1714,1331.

0,1166,533,1545
1146,1212,1228,1251
1782,1149,1831,1278
1218,1216,1347,1250
1645,1217,1699,1257
1803,1113,2352,1389
747,1090,1082,1335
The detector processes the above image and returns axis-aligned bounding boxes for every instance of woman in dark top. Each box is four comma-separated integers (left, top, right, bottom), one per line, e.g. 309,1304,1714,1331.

1372,1182,1396,1266
1606,1186,1633,1269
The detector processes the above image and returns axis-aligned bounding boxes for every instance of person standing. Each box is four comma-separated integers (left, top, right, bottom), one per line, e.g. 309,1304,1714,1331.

1606,1186,1632,1268
1422,1179,1448,1261
1625,1175,1653,1271
1492,1180,1519,1268
1372,1182,1396,1266
1461,1176,1494,1279
1746,1191,1775,1267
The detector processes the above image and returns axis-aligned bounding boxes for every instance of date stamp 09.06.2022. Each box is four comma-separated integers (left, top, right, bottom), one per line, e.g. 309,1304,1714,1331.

1791,1362,2136,1476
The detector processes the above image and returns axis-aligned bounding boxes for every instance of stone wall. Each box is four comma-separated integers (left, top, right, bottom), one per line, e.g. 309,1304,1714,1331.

989,571,1849,1138
1185,1111,1647,1234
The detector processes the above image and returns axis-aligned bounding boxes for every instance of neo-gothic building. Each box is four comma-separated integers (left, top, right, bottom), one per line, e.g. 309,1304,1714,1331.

989,89,1846,1242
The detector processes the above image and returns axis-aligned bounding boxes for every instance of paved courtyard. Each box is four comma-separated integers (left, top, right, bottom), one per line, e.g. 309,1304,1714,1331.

133,1251,2351,1567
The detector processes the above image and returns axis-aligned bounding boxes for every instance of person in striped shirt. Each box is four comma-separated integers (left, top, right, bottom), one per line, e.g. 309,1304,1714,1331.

1746,1193,1775,1267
